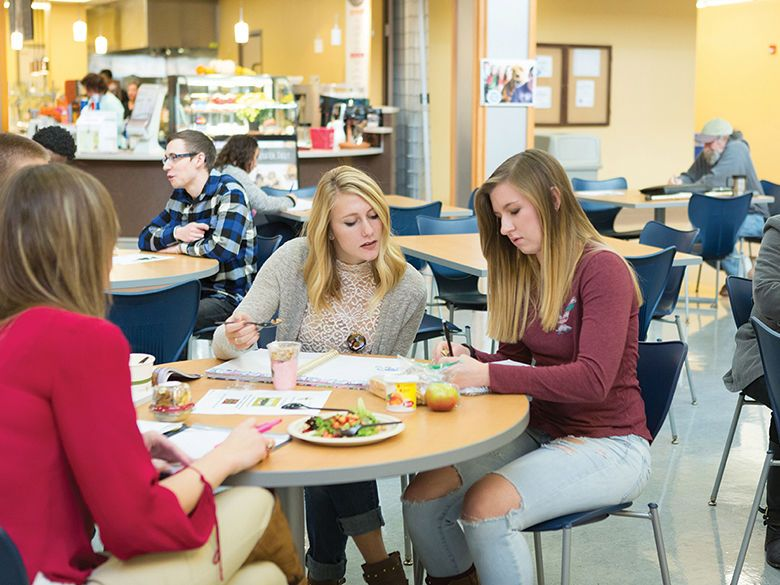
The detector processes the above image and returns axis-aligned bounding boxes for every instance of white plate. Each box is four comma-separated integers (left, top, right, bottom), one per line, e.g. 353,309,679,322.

288,412,405,446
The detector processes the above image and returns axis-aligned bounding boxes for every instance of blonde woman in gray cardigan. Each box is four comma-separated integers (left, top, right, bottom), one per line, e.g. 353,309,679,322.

213,165,426,585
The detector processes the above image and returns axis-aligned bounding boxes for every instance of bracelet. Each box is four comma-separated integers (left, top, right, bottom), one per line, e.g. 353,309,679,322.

186,466,223,581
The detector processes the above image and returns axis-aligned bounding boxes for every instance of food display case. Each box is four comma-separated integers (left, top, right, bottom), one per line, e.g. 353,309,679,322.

168,74,297,138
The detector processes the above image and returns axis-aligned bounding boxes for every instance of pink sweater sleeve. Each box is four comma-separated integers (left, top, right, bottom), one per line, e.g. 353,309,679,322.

486,252,637,402
52,319,216,559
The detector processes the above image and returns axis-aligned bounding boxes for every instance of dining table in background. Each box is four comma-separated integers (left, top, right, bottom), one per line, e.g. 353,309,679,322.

110,249,219,291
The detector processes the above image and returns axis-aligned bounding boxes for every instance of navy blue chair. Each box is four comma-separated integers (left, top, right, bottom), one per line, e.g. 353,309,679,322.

389,201,442,271
525,340,687,585
255,234,283,270
109,280,200,364
688,192,752,306
572,177,641,240
709,276,763,506
416,215,485,347
467,188,478,212
0,528,27,585
743,180,780,257
639,221,700,405
262,185,317,199
625,246,676,342
732,317,780,584
412,313,462,360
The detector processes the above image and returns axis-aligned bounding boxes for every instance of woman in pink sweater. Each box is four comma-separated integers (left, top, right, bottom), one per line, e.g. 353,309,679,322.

0,164,288,585
402,150,652,585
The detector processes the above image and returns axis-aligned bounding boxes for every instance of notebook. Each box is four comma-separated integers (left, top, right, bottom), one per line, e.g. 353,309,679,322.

639,183,708,197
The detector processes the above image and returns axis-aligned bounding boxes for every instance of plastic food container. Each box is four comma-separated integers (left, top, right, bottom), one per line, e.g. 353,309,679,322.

370,375,419,413
150,381,193,422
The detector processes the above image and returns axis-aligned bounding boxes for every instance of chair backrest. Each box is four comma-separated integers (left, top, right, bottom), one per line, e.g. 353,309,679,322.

262,185,317,199
752,317,780,442
571,177,627,221
467,188,478,211
0,528,28,585
637,341,688,439
626,246,676,341
390,201,443,270
108,280,201,363
639,221,700,316
726,276,754,328
571,177,628,191
417,215,478,280
255,234,283,270
688,193,752,260
760,179,780,217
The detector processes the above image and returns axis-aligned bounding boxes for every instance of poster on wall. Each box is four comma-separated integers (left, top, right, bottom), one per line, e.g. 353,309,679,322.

251,138,299,191
345,0,371,94
480,59,536,107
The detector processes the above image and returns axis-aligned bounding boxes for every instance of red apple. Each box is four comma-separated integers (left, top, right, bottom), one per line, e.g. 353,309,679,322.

425,382,459,412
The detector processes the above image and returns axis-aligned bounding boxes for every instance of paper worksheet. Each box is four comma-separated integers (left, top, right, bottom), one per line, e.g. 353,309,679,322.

169,425,290,459
292,199,313,212
112,254,172,265
192,389,332,415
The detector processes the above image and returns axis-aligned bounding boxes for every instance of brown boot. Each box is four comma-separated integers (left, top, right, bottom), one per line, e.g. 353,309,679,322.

361,551,409,585
306,577,345,585
425,565,479,585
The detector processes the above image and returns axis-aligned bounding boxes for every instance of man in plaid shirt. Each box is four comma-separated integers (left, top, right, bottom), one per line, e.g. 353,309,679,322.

138,130,256,331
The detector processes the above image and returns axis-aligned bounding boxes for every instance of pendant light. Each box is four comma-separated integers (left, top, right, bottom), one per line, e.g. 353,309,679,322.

234,6,248,44
330,14,341,46
10,30,23,51
73,19,86,42
95,35,108,54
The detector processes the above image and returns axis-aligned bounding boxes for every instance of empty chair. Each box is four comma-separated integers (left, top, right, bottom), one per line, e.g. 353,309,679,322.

525,340,687,585
625,247,676,342
688,192,752,306
389,201,442,271
0,528,28,585
743,180,780,256
731,317,780,584
639,221,700,404
416,215,486,346
255,234,283,269
709,276,764,506
262,185,317,199
108,280,201,364
572,177,641,240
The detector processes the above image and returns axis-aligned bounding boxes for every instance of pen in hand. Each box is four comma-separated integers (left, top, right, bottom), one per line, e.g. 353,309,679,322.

442,322,454,357
255,418,282,433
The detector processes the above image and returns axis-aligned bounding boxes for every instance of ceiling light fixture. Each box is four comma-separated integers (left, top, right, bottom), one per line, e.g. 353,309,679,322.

94,34,107,54
330,14,341,46
10,30,23,50
73,18,86,41
234,6,248,44
31,1,51,10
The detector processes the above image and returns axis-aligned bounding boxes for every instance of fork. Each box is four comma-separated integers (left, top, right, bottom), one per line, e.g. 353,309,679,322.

334,421,403,437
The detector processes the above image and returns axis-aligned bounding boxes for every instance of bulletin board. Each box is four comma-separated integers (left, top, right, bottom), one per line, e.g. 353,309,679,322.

536,44,611,127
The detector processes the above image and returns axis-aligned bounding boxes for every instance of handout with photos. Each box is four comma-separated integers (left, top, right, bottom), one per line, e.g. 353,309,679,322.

192,389,332,416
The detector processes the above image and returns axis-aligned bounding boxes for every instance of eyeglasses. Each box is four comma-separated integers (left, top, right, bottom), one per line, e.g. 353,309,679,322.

346,333,367,352
162,152,198,165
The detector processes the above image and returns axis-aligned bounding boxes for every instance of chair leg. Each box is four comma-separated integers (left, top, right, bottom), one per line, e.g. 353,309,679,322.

731,452,773,585
674,314,697,405
560,527,572,585
533,532,545,585
400,475,413,565
713,260,721,308
710,394,747,505
696,264,702,294
465,325,472,347
423,341,429,361
684,268,690,324
491,338,496,353
667,408,679,444
648,503,672,585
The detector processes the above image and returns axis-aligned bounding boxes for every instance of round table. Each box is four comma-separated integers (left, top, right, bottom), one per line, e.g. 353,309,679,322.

137,358,530,557
110,250,219,291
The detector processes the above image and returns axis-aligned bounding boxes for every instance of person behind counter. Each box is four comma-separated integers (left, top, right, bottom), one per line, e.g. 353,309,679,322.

32,126,77,163
213,165,427,585
138,130,257,332
0,132,49,183
0,163,290,585
401,149,651,585
81,73,126,141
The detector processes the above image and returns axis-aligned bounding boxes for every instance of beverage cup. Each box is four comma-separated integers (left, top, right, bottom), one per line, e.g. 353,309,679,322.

268,341,301,390
129,353,156,398
729,175,747,196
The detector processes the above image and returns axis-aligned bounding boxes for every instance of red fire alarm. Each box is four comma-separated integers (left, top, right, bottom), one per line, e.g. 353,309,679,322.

770,44,777,55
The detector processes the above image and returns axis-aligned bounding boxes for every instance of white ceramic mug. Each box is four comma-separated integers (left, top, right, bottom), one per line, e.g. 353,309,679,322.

129,353,156,397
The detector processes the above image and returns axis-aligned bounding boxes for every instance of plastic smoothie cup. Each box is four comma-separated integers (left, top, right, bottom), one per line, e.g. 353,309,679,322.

268,341,301,390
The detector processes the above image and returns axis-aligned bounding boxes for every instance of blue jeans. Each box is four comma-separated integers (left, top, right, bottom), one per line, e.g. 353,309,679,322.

304,481,384,581
402,429,651,585
716,213,765,277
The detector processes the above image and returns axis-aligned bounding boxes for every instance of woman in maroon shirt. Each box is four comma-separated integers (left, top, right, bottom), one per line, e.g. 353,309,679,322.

0,164,288,585
401,150,652,585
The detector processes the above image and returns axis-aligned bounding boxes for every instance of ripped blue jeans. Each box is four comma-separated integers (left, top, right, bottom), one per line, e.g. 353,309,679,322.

402,429,651,585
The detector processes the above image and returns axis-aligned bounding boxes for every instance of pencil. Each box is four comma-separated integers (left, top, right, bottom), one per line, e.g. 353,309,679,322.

442,322,454,357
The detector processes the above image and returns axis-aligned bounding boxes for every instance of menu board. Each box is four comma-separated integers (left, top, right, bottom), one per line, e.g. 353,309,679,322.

253,137,299,190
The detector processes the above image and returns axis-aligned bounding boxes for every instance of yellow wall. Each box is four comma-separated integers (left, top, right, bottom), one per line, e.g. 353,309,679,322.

537,0,697,188
46,4,89,96
218,0,384,105
429,0,454,202
696,2,780,183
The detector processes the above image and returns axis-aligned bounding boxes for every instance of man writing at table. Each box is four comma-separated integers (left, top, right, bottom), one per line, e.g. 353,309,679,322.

669,117,768,286
139,130,256,330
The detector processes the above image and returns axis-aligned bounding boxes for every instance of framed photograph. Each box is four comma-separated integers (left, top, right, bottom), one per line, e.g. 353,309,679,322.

479,59,536,107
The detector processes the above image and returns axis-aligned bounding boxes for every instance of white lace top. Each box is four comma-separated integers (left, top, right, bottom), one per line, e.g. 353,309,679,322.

298,259,381,353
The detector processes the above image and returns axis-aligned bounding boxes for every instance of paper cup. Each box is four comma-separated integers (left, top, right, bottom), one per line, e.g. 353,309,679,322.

268,341,300,390
129,353,156,394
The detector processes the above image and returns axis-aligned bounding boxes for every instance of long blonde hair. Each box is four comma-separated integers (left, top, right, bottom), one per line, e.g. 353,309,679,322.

303,166,407,312
475,149,641,342
0,164,119,322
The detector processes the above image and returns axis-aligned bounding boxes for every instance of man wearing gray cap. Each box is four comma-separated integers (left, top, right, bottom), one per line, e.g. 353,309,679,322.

670,117,768,284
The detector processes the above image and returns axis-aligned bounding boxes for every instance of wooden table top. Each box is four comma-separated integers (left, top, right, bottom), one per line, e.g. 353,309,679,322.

278,194,473,222
394,233,702,278
137,358,529,488
574,189,775,210
110,250,218,291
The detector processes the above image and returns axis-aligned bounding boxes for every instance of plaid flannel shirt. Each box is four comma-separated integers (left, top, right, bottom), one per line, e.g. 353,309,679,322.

138,170,256,299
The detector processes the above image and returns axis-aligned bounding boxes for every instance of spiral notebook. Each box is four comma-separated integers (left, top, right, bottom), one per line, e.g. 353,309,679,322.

206,349,405,389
